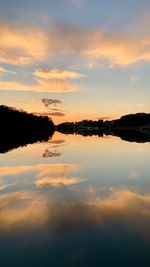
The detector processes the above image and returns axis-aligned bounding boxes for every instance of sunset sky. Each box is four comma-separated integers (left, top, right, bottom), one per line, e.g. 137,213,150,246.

0,0,150,123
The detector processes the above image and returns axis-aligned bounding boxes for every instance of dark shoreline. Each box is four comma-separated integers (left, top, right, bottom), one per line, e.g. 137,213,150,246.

1,106,150,154
56,113,150,143
0,105,55,153
56,127,150,143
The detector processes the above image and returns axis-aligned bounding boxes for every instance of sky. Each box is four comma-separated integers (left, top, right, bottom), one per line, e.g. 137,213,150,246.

0,0,150,123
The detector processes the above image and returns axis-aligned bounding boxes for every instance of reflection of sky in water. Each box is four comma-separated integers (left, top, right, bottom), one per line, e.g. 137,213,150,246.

0,132,150,266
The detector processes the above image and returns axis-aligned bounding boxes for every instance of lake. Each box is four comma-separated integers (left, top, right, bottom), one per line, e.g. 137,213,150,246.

0,132,150,267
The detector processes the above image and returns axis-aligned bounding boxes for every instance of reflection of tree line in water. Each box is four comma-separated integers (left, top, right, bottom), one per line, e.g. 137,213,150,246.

58,128,150,143
56,114,150,143
0,105,55,153
1,105,150,153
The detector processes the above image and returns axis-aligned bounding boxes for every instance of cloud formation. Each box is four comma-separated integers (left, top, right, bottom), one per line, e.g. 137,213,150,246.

0,191,49,230
42,98,62,107
35,163,80,188
41,98,65,117
32,68,84,93
1,20,150,70
1,188,150,234
36,78,78,92
0,80,37,92
34,111,65,117
0,22,49,65
54,23,150,67
46,189,150,233
0,165,33,178
46,111,65,117
42,149,62,158
0,163,80,190
48,139,65,145
34,69,85,79
1,20,150,68
36,177,80,187
53,22,150,67
0,79,77,92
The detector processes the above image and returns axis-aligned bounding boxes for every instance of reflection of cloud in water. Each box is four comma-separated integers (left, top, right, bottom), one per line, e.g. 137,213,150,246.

42,149,62,158
36,164,80,188
0,164,77,178
45,189,150,233
47,111,65,117
1,189,150,236
0,192,49,231
42,138,65,157
36,177,80,187
0,165,33,178
0,163,80,189
48,139,65,145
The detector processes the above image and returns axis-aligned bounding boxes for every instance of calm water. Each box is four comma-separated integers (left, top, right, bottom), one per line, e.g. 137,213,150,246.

0,132,150,267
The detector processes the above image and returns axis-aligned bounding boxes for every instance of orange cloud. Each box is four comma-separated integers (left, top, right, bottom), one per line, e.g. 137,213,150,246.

0,80,36,92
0,165,33,178
0,163,78,178
36,78,78,92
34,68,83,92
34,69,85,79
0,22,49,65
52,22,150,67
0,20,150,69
84,33,150,66
87,189,150,217
0,79,78,92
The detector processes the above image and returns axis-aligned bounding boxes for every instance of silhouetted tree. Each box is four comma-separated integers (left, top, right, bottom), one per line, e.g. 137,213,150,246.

0,105,55,153
113,113,150,127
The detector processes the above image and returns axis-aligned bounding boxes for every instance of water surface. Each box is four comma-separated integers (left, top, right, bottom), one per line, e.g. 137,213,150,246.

0,132,150,267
